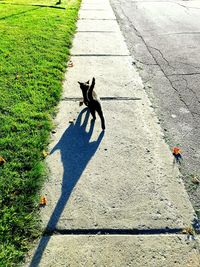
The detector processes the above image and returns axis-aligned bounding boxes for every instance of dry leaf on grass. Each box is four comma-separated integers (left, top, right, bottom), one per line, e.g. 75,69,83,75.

0,156,6,165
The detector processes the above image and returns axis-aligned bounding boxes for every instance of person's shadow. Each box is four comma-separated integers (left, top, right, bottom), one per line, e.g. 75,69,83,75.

28,108,104,266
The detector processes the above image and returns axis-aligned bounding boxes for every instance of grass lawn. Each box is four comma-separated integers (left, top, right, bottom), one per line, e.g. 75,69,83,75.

0,0,81,265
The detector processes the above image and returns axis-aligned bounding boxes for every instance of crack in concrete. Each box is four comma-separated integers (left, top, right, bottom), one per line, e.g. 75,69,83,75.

135,59,158,66
192,111,200,117
175,2,190,11
168,73,200,76
157,31,200,36
144,74,157,84
164,76,199,119
148,46,175,71
171,77,200,119
170,75,200,105
177,61,200,70
175,3,200,11
181,76,200,105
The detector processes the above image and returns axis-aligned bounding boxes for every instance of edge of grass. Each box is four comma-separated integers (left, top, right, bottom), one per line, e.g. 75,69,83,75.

0,0,81,266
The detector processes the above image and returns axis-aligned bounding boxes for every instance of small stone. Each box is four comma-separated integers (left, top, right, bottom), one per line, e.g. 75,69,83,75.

192,177,200,184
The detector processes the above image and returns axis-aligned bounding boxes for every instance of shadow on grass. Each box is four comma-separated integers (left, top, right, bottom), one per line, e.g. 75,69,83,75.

28,108,104,266
0,3,65,21
0,6,40,20
0,2,65,8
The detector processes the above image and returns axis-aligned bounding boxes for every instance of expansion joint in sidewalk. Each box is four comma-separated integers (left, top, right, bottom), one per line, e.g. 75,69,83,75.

81,9,107,11
43,228,188,236
77,31,116,33
71,54,130,56
80,18,116,21
61,97,141,101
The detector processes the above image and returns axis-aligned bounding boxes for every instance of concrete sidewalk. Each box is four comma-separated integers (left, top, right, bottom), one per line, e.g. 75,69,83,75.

24,0,200,266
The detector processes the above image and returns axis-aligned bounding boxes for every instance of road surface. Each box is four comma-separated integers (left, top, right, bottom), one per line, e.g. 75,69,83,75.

110,0,200,212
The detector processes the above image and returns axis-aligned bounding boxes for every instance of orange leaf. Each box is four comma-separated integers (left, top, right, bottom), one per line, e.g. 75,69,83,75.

0,156,6,165
40,196,47,206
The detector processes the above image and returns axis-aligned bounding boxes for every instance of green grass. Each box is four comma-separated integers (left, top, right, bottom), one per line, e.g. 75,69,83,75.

0,0,81,265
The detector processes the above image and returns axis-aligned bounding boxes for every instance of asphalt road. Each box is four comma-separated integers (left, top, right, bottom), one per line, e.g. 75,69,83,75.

110,0,200,212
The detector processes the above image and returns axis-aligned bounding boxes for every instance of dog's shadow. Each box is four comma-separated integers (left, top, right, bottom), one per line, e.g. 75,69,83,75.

28,108,104,266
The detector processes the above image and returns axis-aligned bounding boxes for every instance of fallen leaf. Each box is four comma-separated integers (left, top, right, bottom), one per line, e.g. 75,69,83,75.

182,226,195,235
40,196,47,206
42,150,49,158
0,156,6,165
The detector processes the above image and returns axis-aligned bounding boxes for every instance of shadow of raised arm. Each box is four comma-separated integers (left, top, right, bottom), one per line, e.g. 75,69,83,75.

28,108,104,267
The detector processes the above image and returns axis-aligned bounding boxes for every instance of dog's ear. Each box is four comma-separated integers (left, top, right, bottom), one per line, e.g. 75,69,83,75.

86,80,90,84
78,81,81,85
